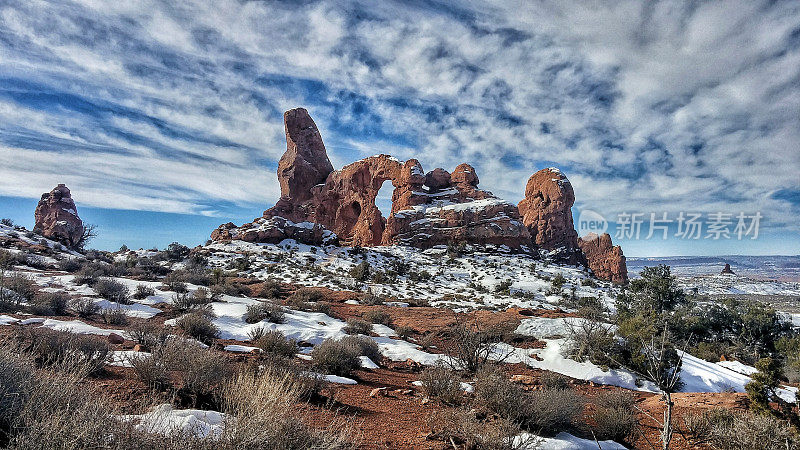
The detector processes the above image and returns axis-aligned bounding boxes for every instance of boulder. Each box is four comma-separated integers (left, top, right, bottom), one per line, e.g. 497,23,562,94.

33,184,84,248
721,263,735,275
577,233,628,284
518,168,583,263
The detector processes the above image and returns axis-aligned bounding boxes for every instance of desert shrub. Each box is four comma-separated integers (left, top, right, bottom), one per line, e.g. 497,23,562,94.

190,286,217,303
250,328,298,358
73,261,118,285
364,308,392,326
349,261,370,281
180,346,230,401
343,317,371,335
444,319,510,373
218,370,352,448
211,280,249,296
71,297,100,317
474,367,527,421
92,278,130,304
396,325,415,339
171,291,214,314
419,362,463,405
133,284,156,300
311,338,362,376
551,273,566,289
100,306,129,325
254,279,283,299
127,347,170,388
340,334,381,362
24,254,48,270
127,321,170,351
425,407,533,450
495,279,513,294
523,388,584,435
3,272,36,305
590,390,638,442
312,301,333,315
56,258,83,273
22,328,110,376
245,301,285,324
31,291,69,315
286,287,324,305
683,408,799,450
175,312,219,344
164,242,191,261
0,350,143,449
161,271,189,293
540,371,571,390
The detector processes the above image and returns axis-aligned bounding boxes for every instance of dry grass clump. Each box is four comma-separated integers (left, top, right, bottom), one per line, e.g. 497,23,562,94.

683,408,799,450
244,301,285,324
589,390,638,443
217,369,353,449
343,317,371,335
248,328,298,358
128,321,170,351
175,312,220,344
419,362,463,405
425,407,536,450
474,366,584,435
18,328,110,377
311,338,362,377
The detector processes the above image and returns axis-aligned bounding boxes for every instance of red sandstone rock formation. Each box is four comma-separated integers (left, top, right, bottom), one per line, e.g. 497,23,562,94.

278,108,334,204
518,168,583,262
577,233,628,283
33,184,84,248
210,107,627,271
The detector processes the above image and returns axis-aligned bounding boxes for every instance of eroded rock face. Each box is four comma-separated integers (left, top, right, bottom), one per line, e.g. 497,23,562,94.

517,168,583,263
278,108,334,204
383,160,530,249
577,233,628,284
33,184,84,248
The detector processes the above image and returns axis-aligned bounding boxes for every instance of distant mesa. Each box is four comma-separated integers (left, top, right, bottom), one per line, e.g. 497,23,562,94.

721,263,735,275
33,183,84,249
211,107,628,283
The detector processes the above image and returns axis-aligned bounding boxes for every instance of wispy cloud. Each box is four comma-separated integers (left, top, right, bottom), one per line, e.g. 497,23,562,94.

0,0,797,233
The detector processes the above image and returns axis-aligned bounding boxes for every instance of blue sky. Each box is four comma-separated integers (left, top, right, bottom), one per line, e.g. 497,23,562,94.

0,0,798,256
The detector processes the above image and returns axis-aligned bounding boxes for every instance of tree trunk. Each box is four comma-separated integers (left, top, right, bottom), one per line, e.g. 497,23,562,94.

661,391,674,450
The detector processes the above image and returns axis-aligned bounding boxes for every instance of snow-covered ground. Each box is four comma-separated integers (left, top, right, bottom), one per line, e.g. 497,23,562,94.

2,236,795,402
204,240,619,311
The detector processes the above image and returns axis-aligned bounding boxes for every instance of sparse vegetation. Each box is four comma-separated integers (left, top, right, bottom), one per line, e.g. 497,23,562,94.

419,362,463,405
71,297,100,317
249,328,299,358
311,337,363,376
175,311,220,344
92,278,130,304
244,301,285,324
343,317,371,335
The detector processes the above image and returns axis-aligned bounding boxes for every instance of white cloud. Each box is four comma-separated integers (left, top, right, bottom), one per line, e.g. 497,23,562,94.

0,0,796,236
